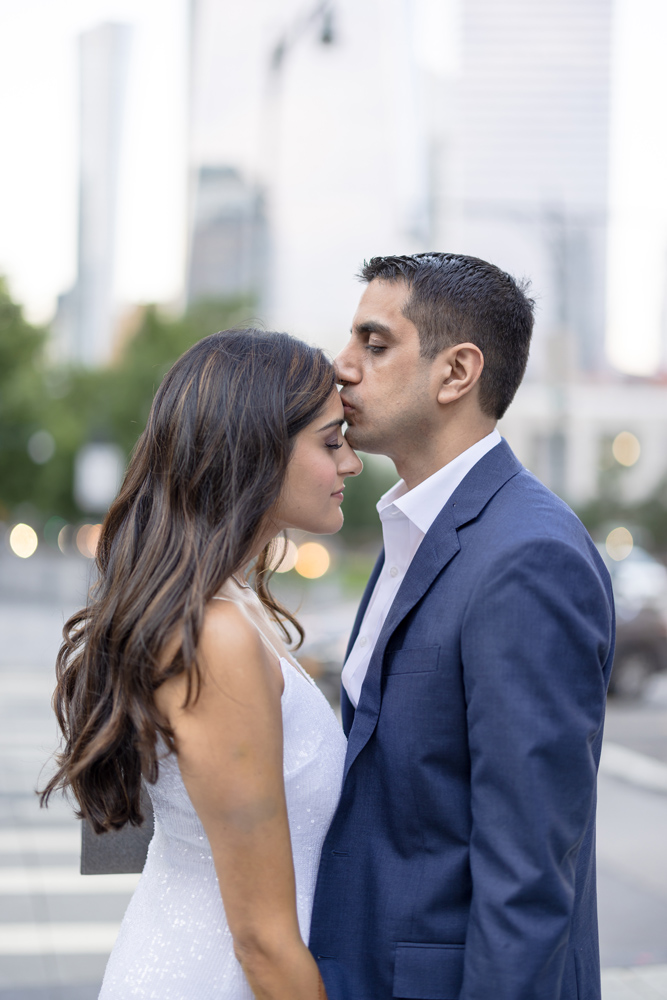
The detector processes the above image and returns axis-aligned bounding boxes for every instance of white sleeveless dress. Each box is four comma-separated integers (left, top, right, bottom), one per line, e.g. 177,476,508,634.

99,588,346,999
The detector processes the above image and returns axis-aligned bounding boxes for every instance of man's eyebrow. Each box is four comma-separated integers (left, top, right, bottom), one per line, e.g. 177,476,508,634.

316,418,345,432
352,320,394,337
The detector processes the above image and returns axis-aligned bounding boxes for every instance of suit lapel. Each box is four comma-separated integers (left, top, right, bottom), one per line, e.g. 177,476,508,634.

339,550,385,738
343,439,523,783
340,686,355,738
343,510,459,781
447,438,522,531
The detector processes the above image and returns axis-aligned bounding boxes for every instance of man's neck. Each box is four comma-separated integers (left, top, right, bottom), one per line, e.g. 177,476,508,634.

395,420,497,491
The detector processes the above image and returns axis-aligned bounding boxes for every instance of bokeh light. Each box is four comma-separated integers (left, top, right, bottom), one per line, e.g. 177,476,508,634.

57,525,72,555
44,515,67,548
606,526,634,561
9,523,38,559
27,429,56,464
273,539,299,574
612,431,641,467
76,523,102,558
295,542,330,579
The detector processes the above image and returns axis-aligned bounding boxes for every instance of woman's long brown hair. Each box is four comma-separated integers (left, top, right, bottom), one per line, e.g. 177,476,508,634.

40,329,336,832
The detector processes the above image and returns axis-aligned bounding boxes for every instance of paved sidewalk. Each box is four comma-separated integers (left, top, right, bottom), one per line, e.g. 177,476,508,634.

596,732,667,971
0,604,127,998
1,597,666,998
602,965,667,999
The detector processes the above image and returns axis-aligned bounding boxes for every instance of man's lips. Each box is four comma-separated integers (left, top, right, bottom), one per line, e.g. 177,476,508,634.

340,395,356,416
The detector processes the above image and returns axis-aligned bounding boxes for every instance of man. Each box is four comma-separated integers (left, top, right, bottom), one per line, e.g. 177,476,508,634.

308,253,615,1000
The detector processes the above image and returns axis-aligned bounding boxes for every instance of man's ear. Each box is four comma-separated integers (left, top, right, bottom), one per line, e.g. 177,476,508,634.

435,343,485,405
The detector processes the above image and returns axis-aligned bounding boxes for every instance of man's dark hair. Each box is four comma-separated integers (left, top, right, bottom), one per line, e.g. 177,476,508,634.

359,253,534,420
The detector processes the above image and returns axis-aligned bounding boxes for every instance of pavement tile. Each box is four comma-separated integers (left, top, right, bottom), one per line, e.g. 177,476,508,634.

602,965,667,999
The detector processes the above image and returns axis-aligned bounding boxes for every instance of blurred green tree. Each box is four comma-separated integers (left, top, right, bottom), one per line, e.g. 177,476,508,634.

574,431,667,555
338,453,397,545
1,289,400,540
576,485,667,556
0,278,49,520
60,297,254,458
1,291,254,523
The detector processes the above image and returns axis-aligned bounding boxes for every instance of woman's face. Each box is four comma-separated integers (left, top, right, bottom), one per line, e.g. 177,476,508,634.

271,391,363,536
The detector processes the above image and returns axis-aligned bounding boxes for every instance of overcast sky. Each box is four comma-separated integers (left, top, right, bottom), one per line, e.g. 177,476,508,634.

0,0,187,319
0,0,666,373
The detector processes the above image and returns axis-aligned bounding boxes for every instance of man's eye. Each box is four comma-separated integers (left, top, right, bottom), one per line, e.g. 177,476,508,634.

365,344,386,355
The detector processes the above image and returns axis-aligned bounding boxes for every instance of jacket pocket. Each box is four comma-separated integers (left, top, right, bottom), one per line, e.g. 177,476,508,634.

385,645,440,676
393,942,464,999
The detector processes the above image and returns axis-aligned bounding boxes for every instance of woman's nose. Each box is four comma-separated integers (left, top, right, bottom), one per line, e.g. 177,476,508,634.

340,443,363,477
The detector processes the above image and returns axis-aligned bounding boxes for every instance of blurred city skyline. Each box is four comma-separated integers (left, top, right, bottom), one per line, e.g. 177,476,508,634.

1,0,667,374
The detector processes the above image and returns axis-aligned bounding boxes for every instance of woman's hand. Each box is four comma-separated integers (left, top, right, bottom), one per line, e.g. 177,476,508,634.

155,599,327,1000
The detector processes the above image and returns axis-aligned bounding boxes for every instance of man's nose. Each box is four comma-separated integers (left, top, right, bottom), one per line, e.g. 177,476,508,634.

334,342,359,385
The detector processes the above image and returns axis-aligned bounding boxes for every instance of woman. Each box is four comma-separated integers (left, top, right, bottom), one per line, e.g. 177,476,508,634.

41,329,362,999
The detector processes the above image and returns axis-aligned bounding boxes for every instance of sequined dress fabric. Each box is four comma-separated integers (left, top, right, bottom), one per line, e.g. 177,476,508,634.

98,596,346,998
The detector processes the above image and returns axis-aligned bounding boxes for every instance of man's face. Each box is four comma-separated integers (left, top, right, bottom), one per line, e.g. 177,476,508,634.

336,278,436,459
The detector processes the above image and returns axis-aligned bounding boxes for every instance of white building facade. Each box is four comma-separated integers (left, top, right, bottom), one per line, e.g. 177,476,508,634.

501,379,667,507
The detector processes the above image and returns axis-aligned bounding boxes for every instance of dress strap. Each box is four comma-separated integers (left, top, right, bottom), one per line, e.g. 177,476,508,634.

212,596,283,662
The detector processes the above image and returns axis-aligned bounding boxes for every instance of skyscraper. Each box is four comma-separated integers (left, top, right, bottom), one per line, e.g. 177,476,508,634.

57,23,132,366
443,0,612,378
187,165,267,305
186,0,429,351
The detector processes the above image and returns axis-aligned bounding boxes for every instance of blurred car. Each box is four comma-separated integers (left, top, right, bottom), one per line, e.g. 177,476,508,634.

597,544,667,698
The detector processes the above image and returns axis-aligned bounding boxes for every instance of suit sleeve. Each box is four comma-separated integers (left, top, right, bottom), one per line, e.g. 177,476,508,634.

459,538,613,1000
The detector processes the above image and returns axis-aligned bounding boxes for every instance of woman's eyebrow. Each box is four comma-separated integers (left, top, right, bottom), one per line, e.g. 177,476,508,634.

316,418,345,432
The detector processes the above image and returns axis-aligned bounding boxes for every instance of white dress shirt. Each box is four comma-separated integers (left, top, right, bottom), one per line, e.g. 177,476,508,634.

341,429,502,708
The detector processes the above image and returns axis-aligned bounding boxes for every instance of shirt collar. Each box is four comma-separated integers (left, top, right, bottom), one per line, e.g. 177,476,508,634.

377,429,502,535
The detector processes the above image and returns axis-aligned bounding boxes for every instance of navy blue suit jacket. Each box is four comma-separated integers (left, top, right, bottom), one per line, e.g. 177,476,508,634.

309,440,615,1000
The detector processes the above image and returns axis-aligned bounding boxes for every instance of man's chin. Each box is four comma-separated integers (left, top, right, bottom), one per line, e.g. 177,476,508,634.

344,426,363,450
345,427,382,455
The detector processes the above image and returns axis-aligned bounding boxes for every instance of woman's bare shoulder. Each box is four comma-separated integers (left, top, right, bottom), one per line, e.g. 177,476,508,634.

200,597,271,669
156,598,283,721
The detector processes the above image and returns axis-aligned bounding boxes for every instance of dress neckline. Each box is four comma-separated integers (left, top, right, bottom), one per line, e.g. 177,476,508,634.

211,581,316,688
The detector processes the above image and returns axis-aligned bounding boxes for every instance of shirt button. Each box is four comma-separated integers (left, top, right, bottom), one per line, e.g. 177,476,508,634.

359,636,367,647
389,566,399,577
